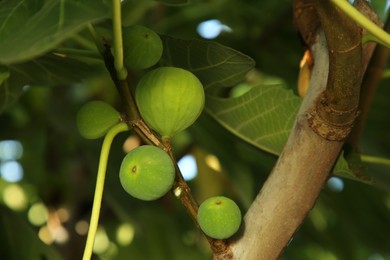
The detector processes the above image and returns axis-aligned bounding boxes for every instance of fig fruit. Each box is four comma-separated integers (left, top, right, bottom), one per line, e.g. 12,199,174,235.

119,145,175,201
122,25,163,70
76,101,120,139
197,196,241,239
136,67,205,138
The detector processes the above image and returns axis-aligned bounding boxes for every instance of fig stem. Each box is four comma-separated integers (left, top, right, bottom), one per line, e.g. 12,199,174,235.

112,0,128,80
82,122,129,260
162,138,229,255
101,18,227,254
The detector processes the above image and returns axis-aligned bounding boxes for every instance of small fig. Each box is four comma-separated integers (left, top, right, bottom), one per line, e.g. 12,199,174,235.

122,25,163,70
119,145,175,201
197,196,241,239
76,101,120,139
136,67,205,138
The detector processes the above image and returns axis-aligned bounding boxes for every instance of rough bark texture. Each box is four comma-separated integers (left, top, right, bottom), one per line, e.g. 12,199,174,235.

215,1,380,258
220,31,335,260
227,3,384,257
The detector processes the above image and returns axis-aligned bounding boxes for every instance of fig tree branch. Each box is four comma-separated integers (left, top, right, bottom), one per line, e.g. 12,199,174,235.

215,1,377,259
221,30,334,260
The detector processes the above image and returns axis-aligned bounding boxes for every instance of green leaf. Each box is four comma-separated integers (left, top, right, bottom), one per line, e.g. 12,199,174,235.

0,0,109,64
8,54,99,86
160,35,255,92
0,205,61,260
206,83,300,155
206,83,372,183
0,54,101,113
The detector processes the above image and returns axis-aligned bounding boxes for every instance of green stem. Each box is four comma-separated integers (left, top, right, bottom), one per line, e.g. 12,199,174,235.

112,0,128,80
161,138,228,255
331,0,390,48
82,122,129,260
361,155,390,166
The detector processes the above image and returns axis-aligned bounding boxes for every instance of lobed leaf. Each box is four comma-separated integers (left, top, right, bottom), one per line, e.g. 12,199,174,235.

206,83,300,155
206,83,372,183
0,0,109,64
160,35,255,92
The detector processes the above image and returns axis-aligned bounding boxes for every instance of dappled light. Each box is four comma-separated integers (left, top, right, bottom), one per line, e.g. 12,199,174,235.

0,0,389,259
0,160,23,182
197,19,232,39
0,140,24,183
3,184,27,211
0,140,23,160
75,220,89,236
205,154,222,172
178,154,198,181
28,202,49,226
327,177,345,192
116,223,135,246
93,227,110,255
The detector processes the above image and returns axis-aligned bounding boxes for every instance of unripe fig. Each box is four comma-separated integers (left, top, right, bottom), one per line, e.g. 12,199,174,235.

197,196,241,239
136,67,205,138
119,145,175,201
76,101,120,139
122,25,163,70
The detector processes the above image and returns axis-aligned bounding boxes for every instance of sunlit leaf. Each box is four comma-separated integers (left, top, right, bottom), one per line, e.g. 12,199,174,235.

0,0,109,64
206,83,300,155
160,35,255,92
206,83,371,183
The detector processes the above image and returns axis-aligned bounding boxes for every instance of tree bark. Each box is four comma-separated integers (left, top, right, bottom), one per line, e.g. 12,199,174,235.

223,30,336,260
214,0,381,258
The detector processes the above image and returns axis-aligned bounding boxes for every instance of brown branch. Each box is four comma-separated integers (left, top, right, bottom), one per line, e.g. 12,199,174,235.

219,30,333,260
217,1,378,259
102,45,228,254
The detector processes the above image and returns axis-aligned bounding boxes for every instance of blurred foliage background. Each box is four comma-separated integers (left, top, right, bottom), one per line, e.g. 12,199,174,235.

0,0,390,259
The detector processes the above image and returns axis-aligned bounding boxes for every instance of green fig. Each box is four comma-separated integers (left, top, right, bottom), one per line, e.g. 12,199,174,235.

76,101,120,139
136,67,205,138
122,25,163,70
119,145,175,201
197,196,242,239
